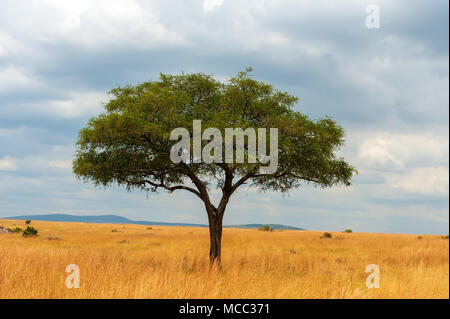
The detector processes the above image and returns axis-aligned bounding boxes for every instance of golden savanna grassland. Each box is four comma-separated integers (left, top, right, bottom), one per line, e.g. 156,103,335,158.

0,219,448,299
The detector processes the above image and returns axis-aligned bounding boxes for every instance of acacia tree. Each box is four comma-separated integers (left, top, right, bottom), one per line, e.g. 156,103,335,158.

73,69,356,266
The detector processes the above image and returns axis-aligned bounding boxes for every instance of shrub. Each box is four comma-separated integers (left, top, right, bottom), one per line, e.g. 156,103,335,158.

45,236,62,240
9,227,22,233
321,232,332,239
344,229,352,233
22,226,38,237
441,235,449,239
111,229,118,232
259,225,273,232
417,236,423,239
25,220,31,224
147,227,153,230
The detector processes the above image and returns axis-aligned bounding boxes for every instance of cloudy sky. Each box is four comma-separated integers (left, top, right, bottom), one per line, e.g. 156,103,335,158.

0,0,448,234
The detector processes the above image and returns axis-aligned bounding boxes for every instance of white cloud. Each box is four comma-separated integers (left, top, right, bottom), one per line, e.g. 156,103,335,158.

0,156,18,171
0,65,38,94
44,90,107,118
0,28,22,58
359,137,406,171
0,90,106,119
49,160,72,169
1,0,187,49
358,133,449,171
203,0,224,13
355,132,449,196
390,167,449,195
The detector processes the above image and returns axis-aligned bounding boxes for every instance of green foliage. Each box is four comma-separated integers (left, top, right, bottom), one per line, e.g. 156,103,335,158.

441,235,449,239
321,232,332,238
259,225,273,232
147,227,153,230
73,68,356,208
344,229,352,233
22,226,38,237
25,220,31,225
9,227,22,233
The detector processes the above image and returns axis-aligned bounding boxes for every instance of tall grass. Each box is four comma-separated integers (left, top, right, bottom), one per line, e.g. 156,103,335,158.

0,220,448,299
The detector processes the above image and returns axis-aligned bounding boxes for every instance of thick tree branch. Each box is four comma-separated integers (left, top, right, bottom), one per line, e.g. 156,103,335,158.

230,173,252,195
181,163,217,214
146,180,202,198
127,179,202,200
251,171,321,184
216,169,234,214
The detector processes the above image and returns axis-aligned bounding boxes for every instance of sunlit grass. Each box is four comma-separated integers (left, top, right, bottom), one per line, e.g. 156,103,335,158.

0,219,448,299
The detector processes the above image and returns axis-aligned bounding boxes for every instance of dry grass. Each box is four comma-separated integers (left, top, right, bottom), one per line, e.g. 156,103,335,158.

0,219,448,299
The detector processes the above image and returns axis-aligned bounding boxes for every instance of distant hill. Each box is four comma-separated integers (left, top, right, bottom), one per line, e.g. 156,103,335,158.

225,224,303,230
2,214,304,230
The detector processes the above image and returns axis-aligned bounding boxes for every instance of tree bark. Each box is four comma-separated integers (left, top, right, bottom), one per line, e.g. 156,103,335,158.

208,210,224,267
198,169,234,267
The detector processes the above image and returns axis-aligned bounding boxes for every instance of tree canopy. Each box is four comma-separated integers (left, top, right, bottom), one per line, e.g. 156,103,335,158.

73,68,356,265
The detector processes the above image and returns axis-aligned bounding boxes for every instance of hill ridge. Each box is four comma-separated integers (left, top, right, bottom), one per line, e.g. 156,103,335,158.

2,214,304,230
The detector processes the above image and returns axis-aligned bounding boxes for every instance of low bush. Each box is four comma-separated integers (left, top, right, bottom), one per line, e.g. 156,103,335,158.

259,225,273,232
22,226,38,237
45,236,62,240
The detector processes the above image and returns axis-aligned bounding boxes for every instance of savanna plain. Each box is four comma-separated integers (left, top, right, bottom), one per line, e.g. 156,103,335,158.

0,219,448,299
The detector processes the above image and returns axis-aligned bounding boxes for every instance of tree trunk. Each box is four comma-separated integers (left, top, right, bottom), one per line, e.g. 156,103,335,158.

208,211,223,267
